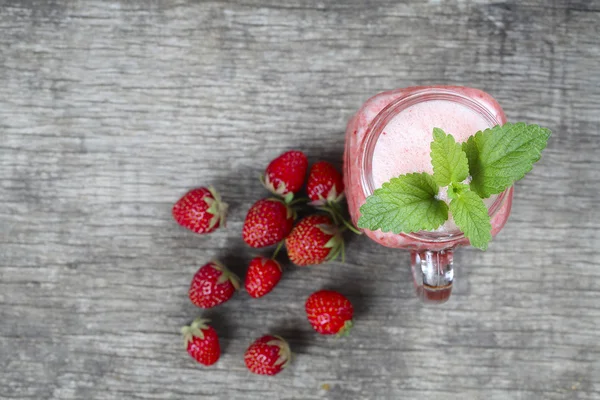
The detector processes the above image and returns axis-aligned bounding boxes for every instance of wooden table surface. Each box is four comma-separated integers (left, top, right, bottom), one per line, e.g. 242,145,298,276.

1,1,599,399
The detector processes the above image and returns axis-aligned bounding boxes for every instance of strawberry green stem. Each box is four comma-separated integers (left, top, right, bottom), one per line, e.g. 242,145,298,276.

328,207,341,225
206,186,228,229
336,320,354,337
261,174,294,203
288,197,309,206
267,335,293,369
283,192,294,204
272,241,284,260
320,202,362,235
342,218,361,235
212,260,241,290
181,317,210,346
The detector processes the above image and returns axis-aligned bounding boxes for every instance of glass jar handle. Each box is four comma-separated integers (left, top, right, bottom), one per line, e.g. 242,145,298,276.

411,249,454,303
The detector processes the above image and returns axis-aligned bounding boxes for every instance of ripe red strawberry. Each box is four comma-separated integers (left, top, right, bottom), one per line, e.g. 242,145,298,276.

242,198,294,248
262,150,308,199
244,335,292,376
305,290,354,336
189,261,240,308
245,257,282,298
285,215,343,266
172,187,228,234
307,161,345,205
181,318,220,365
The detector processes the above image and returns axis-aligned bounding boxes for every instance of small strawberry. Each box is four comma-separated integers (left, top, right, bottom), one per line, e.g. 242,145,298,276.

242,198,294,248
307,161,345,206
262,150,308,200
189,261,240,308
305,290,354,336
285,215,343,266
306,162,361,235
181,318,220,365
172,187,227,234
244,335,292,376
245,257,282,298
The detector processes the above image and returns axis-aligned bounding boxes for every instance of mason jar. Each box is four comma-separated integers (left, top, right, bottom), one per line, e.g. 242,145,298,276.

344,86,513,303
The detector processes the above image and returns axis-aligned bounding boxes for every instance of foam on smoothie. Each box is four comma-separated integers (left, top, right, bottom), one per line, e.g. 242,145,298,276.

371,99,496,233
372,100,491,187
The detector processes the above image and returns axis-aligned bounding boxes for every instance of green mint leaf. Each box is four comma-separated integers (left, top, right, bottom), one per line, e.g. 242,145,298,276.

449,189,492,250
447,182,469,200
462,123,551,198
430,128,469,187
357,172,448,234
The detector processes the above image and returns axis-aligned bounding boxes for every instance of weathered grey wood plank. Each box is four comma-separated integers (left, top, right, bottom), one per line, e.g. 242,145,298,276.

1,0,600,399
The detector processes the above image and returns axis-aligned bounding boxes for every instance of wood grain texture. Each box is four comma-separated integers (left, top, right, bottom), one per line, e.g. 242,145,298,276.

1,0,599,399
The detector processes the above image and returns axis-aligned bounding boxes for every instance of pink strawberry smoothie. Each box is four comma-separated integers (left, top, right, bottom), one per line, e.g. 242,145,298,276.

372,100,490,188
344,86,513,251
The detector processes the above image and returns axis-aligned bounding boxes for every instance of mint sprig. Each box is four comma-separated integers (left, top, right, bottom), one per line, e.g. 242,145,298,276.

462,123,551,198
358,173,448,234
431,128,469,187
448,189,492,250
357,123,551,250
